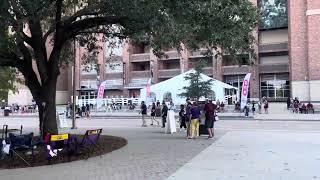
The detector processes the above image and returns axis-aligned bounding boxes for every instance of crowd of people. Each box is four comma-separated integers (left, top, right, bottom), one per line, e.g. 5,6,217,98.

287,97,314,114
1,102,38,114
140,99,218,139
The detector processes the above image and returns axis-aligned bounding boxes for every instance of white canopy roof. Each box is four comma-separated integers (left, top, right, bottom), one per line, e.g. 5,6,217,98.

140,70,238,105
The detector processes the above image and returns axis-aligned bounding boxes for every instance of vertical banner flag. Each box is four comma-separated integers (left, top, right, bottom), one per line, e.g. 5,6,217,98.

240,73,251,109
97,81,107,109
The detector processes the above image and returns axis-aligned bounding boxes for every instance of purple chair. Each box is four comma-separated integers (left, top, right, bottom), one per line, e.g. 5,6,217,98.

76,129,103,158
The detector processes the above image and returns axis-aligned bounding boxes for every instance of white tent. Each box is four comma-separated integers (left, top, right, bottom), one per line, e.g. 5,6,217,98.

140,70,238,105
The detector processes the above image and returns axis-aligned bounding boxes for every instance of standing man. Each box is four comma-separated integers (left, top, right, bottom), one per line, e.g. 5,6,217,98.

189,102,201,139
204,100,216,139
161,101,168,128
140,101,148,127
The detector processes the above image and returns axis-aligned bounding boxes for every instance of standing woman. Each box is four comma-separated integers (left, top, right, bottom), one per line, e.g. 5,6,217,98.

155,101,161,117
150,102,159,125
161,102,168,128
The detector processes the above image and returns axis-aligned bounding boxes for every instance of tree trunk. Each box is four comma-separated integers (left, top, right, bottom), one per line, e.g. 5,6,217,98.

32,79,59,136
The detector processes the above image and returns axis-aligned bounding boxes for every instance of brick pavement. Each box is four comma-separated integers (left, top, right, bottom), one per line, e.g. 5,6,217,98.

0,127,226,180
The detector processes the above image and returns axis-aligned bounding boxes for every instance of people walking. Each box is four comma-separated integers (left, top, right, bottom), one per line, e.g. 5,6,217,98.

155,101,161,117
179,105,187,132
140,101,147,127
189,102,201,139
204,100,216,139
258,100,262,114
161,101,168,128
251,101,256,115
185,101,192,138
244,105,250,117
286,97,291,110
85,103,90,117
263,98,269,114
150,102,159,125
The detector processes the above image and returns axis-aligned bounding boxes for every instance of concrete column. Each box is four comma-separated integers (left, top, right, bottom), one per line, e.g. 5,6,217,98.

180,44,189,73
150,49,158,83
288,0,309,101
306,0,320,101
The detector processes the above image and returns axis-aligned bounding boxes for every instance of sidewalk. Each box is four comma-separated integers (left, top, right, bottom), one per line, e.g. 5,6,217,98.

167,131,320,180
1,111,319,121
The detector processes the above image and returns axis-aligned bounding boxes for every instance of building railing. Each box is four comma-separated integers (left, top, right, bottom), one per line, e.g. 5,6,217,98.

222,65,251,75
130,53,150,62
202,67,213,75
189,49,208,58
131,71,151,78
158,69,181,78
259,42,288,53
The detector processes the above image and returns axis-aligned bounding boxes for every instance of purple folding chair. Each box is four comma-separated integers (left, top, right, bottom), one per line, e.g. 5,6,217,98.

76,129,103,158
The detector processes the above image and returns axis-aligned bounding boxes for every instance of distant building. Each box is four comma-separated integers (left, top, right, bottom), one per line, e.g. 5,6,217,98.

8,0,320,105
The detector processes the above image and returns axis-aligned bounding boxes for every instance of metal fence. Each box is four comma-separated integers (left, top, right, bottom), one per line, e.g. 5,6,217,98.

77,97,140,106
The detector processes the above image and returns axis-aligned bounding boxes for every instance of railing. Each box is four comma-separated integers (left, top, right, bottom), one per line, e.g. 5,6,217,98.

130,53,150,62
202,67,213,75
259,64,289,73
189,49,208,57
259,42,288,53
131,71,151,78
158,69,181,78
222,65,250,75
77,98,140,106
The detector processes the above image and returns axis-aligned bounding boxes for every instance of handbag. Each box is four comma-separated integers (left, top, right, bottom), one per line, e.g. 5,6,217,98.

214,114,219,121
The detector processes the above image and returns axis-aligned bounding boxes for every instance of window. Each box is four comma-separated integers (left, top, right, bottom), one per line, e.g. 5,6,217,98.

224,75,250,98
260,74,290,100
259,0,288,30
222,54,250,66
80,80,98,89
81,64,97,75
80,91,97,99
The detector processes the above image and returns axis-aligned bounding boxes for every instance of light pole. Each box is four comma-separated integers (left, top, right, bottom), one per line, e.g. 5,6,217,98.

71,38,77,129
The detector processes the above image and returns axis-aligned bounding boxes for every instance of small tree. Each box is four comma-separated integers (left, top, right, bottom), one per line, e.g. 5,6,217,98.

179,61,213,101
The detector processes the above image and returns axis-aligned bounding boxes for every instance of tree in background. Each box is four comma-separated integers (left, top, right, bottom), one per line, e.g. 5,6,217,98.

0,67,16,102
179,61,214,101
0,0,258,134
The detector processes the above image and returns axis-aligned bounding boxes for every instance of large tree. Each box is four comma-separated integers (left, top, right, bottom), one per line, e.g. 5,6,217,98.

0,0,258,134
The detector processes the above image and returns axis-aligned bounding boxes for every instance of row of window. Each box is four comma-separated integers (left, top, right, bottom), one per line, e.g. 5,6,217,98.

225,73,290,100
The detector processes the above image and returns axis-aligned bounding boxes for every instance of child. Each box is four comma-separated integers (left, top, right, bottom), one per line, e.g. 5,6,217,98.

179,104,187,132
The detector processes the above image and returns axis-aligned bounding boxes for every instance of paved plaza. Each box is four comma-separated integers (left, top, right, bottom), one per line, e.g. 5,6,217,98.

1,116,320,180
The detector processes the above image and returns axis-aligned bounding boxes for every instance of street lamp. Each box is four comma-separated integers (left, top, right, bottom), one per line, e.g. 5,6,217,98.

71,38,77,129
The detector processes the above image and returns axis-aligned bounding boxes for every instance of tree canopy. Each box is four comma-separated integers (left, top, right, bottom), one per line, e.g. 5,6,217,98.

0,0,258,134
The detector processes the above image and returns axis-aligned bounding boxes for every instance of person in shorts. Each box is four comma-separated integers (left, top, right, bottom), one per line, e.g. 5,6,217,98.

204,100,216,139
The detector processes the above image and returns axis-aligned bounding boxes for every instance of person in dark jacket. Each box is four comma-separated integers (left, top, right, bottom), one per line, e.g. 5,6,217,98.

179,104,187,132
150,102,159,125
140,101,147,127
161,102,168,128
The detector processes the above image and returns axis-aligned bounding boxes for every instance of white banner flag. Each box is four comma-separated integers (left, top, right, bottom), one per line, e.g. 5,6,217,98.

97,81,107,109
240,73,251,109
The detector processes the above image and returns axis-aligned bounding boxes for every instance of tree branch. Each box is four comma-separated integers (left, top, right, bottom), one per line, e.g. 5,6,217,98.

64,16,126,40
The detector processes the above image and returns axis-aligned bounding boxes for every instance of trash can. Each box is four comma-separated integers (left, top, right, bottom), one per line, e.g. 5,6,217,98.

4,109,10,116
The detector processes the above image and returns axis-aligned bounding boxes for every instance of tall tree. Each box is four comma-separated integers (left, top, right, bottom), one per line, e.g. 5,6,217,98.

179,61,214,101
0,0,258,134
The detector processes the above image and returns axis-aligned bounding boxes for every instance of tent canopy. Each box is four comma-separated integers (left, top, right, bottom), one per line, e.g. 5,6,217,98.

140,70,238,105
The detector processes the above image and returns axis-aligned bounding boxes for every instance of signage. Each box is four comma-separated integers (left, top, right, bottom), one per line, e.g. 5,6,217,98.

240,73,251,109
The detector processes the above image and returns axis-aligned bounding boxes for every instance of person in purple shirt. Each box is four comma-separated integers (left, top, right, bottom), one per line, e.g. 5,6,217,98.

189,102,201,139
